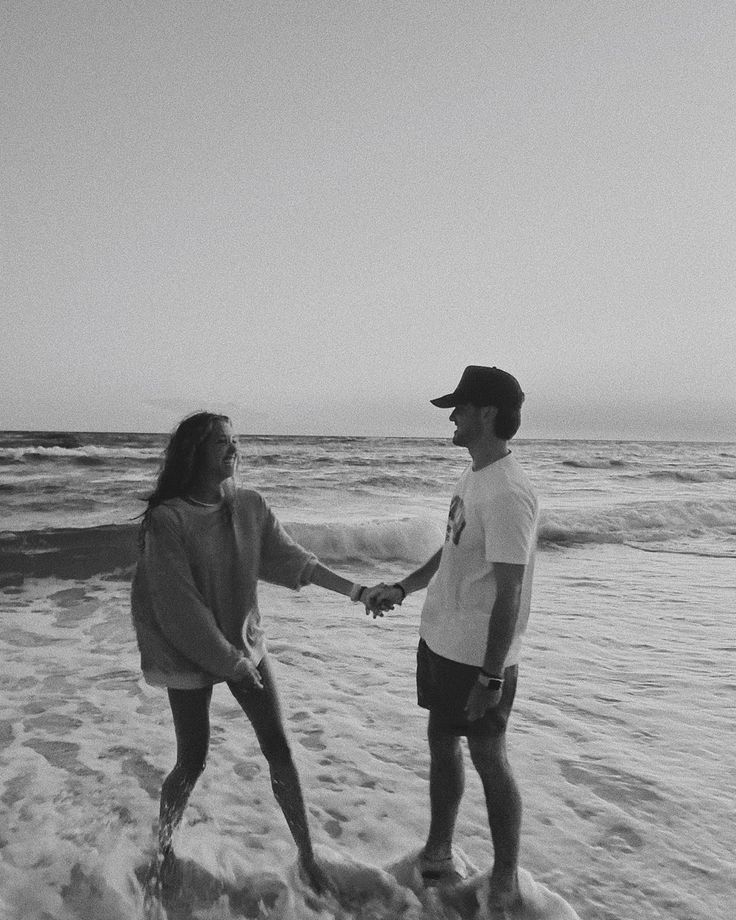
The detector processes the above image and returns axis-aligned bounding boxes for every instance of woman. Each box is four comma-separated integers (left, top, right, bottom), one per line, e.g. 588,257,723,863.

132,412,375,893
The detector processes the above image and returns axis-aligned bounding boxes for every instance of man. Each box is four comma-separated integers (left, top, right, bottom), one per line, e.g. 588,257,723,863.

367,365,538,915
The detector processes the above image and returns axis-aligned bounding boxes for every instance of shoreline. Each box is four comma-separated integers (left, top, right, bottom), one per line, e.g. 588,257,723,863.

1,546,734,919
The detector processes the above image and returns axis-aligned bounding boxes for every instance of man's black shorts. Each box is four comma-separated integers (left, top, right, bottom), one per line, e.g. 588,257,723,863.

416,638,518,737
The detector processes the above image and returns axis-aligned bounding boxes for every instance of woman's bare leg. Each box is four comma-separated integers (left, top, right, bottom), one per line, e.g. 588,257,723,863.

228,657,328,893
159,686,212,857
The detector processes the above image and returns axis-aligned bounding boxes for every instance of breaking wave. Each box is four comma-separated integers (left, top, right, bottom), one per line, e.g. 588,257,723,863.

2,497,735,580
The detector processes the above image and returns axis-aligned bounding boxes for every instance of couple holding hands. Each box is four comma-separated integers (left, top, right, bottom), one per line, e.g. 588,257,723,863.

131,365,538,915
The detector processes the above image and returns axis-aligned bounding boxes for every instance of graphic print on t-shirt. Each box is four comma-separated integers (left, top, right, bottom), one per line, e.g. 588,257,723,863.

445,495,466,545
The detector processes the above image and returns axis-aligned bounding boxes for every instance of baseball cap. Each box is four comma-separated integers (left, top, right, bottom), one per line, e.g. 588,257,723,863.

430,365,525,410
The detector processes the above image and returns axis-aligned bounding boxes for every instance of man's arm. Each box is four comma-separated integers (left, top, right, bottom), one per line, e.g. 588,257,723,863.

481,561,525,676
364,548,443,610
464,561,525,719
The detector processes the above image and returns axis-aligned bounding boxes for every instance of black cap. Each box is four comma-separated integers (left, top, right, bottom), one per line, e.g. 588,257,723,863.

430,366,525,410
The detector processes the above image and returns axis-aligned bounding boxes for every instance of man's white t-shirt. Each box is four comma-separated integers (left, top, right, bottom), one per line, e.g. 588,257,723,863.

419,453,539,668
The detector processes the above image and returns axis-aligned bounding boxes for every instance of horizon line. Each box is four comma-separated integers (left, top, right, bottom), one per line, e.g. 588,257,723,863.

0,428,734,446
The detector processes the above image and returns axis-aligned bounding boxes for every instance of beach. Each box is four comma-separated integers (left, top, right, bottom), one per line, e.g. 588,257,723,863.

0,433,734,919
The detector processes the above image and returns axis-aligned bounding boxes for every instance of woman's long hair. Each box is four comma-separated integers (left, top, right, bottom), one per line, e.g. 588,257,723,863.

138,412,232,549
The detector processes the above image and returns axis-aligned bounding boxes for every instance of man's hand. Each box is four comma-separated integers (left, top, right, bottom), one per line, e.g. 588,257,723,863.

464,681,502,721
362,583,404,618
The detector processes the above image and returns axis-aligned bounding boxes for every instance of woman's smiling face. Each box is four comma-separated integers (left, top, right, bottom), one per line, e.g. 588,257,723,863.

199,419,239,483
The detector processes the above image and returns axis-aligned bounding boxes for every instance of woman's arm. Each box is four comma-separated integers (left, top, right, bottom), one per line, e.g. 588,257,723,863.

308,562,390,616
309,562,362,600
256,495,390,614
308,562,357,597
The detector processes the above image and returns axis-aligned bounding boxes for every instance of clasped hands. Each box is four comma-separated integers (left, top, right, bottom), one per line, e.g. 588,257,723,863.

361,583,405,618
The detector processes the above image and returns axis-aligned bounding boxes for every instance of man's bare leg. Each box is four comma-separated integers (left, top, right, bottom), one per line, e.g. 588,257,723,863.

468,732,522,913
423,713,465,863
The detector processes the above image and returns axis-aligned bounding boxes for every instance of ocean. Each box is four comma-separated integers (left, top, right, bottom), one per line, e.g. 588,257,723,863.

0,431,734,919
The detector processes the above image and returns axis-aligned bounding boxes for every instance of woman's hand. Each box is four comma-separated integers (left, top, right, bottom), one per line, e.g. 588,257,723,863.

232,657,263,690
362,583,403,617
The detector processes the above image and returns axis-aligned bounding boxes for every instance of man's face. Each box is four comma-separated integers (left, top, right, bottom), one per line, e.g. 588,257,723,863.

449,403,484,448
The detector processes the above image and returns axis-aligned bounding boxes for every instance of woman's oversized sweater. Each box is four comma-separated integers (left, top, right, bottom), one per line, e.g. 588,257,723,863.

131,489,317,689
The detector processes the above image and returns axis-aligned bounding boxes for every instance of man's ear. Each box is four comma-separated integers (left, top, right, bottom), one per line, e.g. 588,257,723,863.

480,405,498,427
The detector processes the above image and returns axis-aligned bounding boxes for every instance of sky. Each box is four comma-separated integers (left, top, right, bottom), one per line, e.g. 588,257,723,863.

2,1,735,440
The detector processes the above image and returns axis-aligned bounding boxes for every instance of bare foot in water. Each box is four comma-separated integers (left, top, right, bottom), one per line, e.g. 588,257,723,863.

487,872,523,919
299,856,331,895
141,848,181,910
159,849,183,891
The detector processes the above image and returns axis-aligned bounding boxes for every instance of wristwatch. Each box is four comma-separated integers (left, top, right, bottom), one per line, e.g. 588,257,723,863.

477,669,503,690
